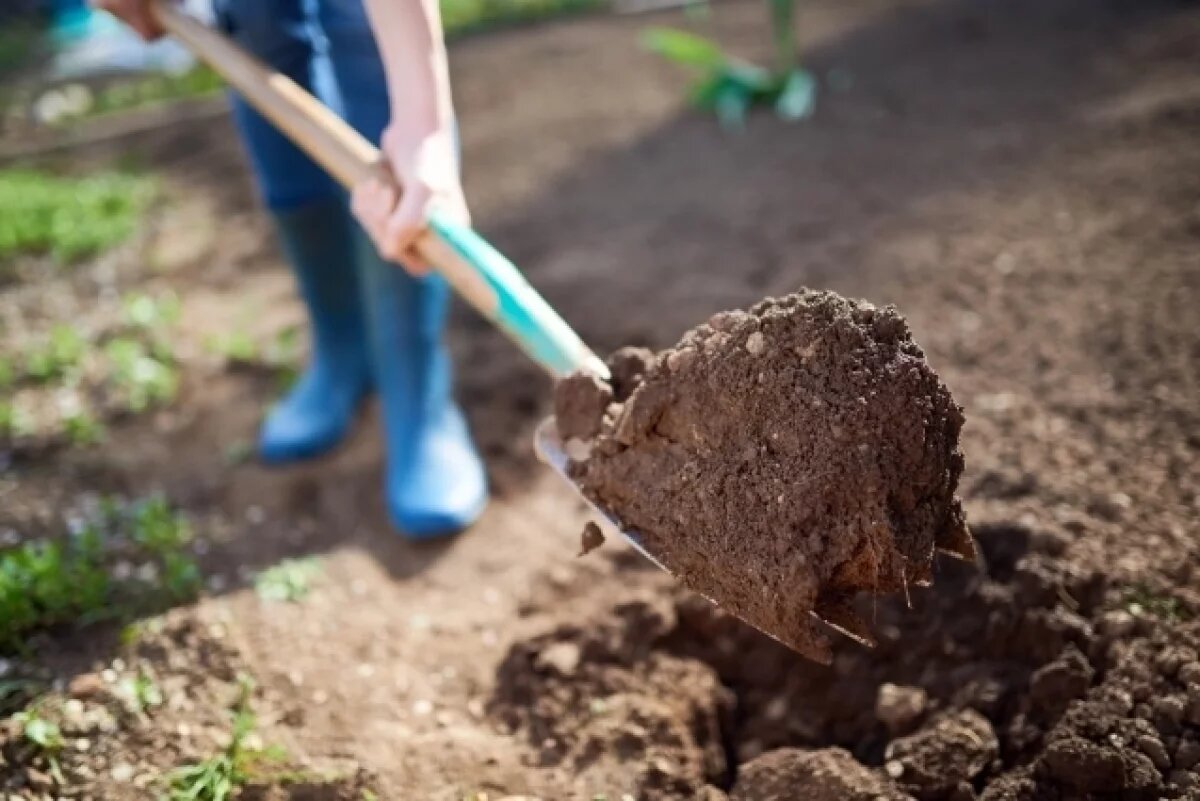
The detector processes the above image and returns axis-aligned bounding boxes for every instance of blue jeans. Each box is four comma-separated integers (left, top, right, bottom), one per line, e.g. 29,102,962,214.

212,0,391,209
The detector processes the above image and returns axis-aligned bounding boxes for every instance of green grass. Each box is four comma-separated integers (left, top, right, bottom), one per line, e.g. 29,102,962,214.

255,558,322,604
0,495,200,653
0,168,155,266
166,677,285,801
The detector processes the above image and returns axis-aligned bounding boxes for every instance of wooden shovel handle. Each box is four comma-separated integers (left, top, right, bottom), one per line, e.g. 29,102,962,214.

151,2,608,379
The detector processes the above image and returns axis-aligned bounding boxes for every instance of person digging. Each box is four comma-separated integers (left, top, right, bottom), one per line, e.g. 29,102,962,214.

95,0,488,538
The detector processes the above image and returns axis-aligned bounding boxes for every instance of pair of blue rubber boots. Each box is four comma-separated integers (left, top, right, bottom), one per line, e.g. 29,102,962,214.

260,198,487,538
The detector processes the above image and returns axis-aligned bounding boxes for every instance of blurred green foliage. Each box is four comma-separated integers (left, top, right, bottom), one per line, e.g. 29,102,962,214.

0,496,200,653
643,0,815,126
0,169,154,265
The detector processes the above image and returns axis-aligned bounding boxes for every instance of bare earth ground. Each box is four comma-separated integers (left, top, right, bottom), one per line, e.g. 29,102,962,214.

2,0,1199,798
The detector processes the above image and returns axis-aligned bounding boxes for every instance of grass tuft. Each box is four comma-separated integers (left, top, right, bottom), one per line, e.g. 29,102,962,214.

0,169,155,265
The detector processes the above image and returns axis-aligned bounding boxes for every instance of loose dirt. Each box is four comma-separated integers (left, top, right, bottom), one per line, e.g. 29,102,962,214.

2,0,1199,798
556,290,973,660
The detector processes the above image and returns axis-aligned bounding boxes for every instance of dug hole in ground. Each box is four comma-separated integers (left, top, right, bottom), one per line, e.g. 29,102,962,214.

2,0,1199,798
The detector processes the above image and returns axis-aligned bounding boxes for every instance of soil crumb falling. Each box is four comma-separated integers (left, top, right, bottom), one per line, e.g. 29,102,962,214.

554,289,974,661
578,521,605,556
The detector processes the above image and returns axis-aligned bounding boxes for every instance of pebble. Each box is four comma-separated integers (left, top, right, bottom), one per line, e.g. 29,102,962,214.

536,642,582,676
1135,734,1171,770
413,699,433,716
564,437,592,462
111,763,135,782
68,673,106,699
1179,663,1200,686
875,683,927,734
745,331,765,355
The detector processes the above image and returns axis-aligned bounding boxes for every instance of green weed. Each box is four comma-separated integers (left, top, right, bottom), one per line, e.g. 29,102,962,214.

0,169,155,264
255,558,322,604
0,401,34,438
105,337,179,412
24,325,86,383
165,677,284,801
0,496,200,653
118,671,164,714
62,406,105,446
205,331,258,364
643,0,814,126
122,291,182,332
12,707,67,785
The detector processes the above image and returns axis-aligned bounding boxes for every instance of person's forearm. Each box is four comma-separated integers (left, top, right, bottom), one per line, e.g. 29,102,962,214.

362,0,455,142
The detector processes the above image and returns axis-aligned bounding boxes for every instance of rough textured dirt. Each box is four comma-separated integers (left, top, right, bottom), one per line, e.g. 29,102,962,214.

557,290,972,660
2,0,1199,798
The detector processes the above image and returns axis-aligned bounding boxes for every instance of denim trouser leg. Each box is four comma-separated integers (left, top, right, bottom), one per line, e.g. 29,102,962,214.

212,0,338,209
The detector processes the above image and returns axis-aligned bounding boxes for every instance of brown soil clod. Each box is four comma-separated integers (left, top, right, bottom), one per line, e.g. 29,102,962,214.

578,520,606,556
554,289,973,660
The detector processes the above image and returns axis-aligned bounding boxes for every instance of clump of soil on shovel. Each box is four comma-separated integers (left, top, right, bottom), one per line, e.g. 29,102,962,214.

554,289,975,661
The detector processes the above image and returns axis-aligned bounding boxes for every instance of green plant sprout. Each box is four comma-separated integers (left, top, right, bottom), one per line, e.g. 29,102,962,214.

165,677,284,801
642,0,815,126
119,671,164,714
105,338,180,412
205,330,258,364
122,291,182,332
13,707,67,785
255,558,322,604
24,325,86,382
61,407,106,446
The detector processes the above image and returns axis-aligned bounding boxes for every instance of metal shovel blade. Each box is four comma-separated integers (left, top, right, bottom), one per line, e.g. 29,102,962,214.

533,417,671,573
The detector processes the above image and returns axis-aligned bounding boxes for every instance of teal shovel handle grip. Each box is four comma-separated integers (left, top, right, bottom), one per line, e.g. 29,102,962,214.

421,211,609,380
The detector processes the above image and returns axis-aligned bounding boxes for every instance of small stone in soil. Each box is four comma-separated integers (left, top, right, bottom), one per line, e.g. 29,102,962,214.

578,521,605,556
876,683,928,735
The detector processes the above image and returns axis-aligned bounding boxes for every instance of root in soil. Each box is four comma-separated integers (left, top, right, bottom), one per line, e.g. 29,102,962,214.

554,289,975,661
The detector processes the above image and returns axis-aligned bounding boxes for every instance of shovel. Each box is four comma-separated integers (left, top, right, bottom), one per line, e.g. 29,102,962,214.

149,4,662,562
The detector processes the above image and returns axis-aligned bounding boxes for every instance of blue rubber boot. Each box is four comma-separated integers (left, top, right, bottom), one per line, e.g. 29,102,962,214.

353,229,488,538
259,199,371,463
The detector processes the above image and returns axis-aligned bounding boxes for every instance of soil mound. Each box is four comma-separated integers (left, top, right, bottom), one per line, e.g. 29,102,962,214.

555,290,974,660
